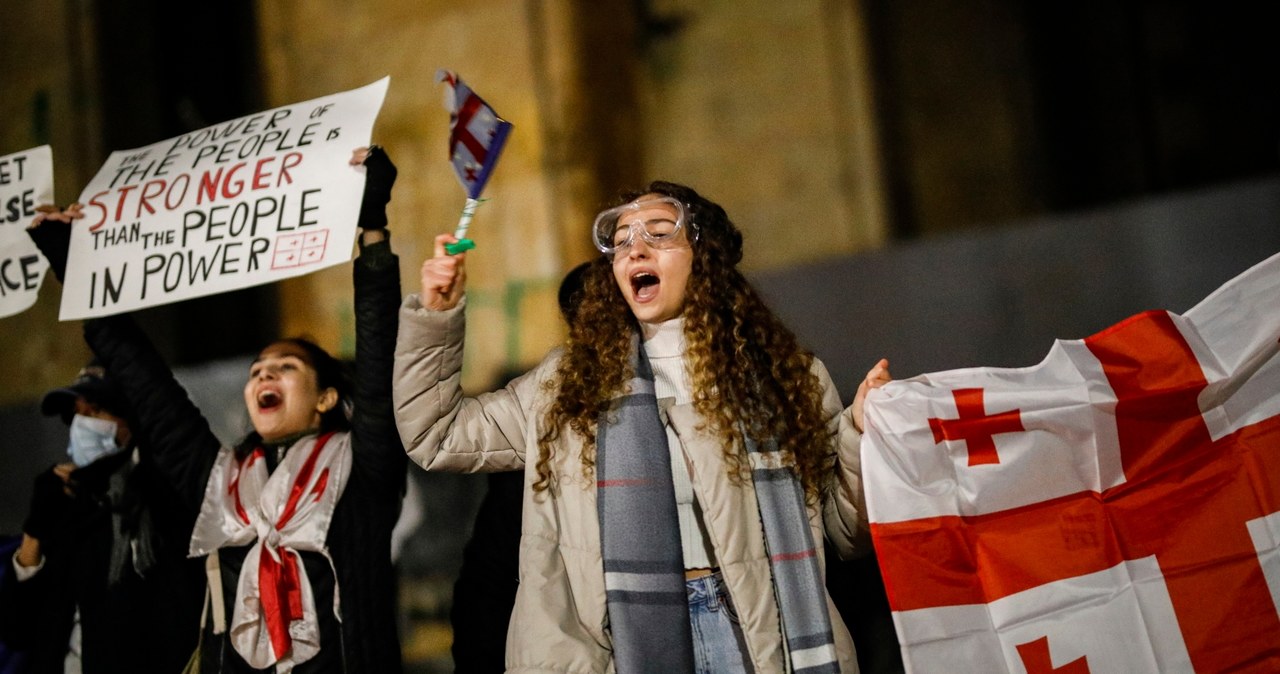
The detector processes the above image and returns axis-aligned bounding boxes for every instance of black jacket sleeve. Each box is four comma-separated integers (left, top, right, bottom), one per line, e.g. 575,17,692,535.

0,548,75,658
83,316,222,512
347,236,406,505
30,216,220,512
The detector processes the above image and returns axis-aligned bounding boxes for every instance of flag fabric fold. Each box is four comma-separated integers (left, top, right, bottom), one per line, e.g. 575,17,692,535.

436,70,513,200
863,252,1280,672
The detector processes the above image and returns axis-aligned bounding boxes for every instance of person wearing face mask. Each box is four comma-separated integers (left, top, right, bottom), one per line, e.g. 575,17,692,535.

395,181,891,673
25,146,406,673
0,362,204,674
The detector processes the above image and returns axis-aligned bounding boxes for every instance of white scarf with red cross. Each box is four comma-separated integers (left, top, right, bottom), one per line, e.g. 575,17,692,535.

189,431,352,673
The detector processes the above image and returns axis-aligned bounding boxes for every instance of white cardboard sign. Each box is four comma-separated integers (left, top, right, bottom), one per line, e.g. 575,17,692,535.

0,145,54,319
60,77,389,320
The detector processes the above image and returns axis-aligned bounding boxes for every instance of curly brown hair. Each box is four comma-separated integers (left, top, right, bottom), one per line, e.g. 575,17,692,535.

534,181,834,499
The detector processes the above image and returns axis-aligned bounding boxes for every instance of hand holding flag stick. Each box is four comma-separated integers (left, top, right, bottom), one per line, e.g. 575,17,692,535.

436,70,513,255
449,197,486,253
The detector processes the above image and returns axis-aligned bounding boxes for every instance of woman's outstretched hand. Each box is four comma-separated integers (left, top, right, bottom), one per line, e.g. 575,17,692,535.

350,145,396,230
27,203,84,283
420,233,467,311
852,358,892,433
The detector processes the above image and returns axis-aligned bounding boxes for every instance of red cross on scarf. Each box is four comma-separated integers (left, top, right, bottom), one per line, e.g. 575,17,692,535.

257,432,335,661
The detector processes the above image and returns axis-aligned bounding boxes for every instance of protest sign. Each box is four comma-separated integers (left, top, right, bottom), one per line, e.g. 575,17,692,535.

59,77,389,320
0,145,54,319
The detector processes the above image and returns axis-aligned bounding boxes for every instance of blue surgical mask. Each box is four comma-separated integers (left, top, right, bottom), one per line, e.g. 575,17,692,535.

67,414,123,467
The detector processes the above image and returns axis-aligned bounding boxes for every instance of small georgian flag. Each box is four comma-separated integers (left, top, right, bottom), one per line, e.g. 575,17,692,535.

436,70,513,200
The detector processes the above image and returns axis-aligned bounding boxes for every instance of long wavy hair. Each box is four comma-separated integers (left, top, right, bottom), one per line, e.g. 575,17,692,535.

535,181,834,499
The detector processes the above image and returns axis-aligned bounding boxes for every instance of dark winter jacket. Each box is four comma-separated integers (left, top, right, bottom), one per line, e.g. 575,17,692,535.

450,470,523,673
81,238,406,673
0,448,204,674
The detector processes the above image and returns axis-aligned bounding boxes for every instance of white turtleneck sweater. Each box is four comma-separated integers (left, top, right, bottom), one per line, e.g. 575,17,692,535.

643,317,717,569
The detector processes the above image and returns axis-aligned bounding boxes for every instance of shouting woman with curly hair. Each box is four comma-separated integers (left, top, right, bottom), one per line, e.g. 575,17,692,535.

394,181,890,673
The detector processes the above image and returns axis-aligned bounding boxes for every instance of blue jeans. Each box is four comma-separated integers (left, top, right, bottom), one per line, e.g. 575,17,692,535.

687,572,752,673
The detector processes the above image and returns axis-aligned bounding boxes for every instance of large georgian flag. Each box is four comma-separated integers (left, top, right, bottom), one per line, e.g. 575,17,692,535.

862,252,1280,672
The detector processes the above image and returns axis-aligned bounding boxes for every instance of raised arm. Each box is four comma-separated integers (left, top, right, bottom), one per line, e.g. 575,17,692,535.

345,146,406,493
393,234,542,473
27,216,220,512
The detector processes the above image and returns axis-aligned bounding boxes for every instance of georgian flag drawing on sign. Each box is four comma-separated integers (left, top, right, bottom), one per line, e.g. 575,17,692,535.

862,252,1280,673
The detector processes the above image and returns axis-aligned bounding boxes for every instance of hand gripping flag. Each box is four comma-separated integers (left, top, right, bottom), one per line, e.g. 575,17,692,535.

437,70,513,254
863,252,1280,672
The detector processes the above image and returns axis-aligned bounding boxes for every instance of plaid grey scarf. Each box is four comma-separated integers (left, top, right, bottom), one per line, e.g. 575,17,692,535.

597,337,839,673
597,339,695,672
746,434,840,673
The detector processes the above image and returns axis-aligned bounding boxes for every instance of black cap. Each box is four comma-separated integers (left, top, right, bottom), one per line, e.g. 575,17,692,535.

41,362,130,423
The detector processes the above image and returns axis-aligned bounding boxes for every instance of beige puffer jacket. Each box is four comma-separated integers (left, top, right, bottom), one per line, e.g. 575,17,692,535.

394,295,870,673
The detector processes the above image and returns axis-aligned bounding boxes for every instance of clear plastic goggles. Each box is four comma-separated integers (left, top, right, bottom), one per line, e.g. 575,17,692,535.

592,196,689,255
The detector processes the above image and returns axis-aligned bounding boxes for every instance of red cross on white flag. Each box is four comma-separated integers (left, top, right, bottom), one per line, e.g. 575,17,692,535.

863,251,1280,672
437,70,512,200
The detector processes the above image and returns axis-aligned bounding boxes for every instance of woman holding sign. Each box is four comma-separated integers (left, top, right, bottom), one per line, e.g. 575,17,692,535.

394,181,891,673
28,147,406,674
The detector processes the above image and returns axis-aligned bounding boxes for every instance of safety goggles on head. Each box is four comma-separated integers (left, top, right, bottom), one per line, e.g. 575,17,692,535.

592,196,691,255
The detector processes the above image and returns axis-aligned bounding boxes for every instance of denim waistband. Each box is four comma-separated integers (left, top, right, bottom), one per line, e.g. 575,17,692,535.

686,570,728,606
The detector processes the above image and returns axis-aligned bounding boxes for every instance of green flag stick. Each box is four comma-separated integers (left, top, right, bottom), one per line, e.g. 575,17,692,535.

445,197,481,255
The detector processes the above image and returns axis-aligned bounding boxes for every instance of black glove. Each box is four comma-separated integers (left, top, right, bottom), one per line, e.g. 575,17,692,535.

22,466,74,541
27,217,72,283
357,146,397,231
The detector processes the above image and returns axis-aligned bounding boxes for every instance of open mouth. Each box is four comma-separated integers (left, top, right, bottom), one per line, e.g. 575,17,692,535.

631,271,660,301
257,390,282,411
